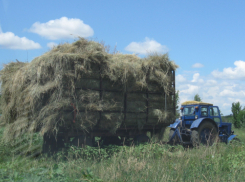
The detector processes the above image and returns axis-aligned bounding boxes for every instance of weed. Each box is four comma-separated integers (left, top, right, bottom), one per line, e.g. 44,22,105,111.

0,127,244,181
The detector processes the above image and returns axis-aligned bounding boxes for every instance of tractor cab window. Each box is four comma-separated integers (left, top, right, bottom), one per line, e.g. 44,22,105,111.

209,107,219,116
183,106,195,116
201,107,208,116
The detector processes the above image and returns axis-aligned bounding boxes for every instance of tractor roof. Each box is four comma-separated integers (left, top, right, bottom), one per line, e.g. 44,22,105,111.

181,101,213,106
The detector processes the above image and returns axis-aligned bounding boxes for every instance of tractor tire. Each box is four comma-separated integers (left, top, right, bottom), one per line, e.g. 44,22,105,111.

134,134,150,145
191,121,218,147
168,129,180,145
229,137,241,144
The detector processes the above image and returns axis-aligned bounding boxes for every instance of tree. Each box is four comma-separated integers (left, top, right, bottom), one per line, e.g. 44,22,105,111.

238,110,245,126
194,94,202,101
231,102,242,128
237,107,245,127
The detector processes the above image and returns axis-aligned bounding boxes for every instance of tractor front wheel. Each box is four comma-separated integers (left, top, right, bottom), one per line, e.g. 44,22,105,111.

191,121,218,146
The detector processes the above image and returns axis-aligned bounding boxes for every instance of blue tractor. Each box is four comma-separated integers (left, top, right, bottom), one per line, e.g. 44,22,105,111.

169,101,237,146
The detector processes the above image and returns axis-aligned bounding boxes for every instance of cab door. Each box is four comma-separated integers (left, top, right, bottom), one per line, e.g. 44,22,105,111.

200,106,208,118
209,106,221,124
183,106,195,126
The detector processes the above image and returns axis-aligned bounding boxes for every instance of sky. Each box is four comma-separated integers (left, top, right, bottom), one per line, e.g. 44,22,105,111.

1,0,245,115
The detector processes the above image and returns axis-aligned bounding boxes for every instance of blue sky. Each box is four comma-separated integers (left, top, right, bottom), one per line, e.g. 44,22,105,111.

1,0,245,115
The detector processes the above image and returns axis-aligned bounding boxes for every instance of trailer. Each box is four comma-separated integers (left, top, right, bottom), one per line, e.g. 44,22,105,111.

169,101,237,146
42,70,176,154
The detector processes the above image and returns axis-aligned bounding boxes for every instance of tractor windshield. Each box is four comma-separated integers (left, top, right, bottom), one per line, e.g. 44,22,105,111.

183,106,195,116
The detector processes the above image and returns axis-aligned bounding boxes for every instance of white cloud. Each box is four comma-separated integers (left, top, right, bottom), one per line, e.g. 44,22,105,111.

219,90,236,97
199,79,204,83
176,74,186,83
180,84,199,95
222,103,230,107
205,80,217,86
212,60,245,79
191,73,200,82
220,90,245,98
29,17,94,40
192,63,204,68
47,42,58,49
0,27,41,50
206,86,219,96
125,37,168,55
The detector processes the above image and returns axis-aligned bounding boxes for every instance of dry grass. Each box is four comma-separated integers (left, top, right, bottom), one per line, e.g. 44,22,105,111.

181,101,213,106
0,38,178,145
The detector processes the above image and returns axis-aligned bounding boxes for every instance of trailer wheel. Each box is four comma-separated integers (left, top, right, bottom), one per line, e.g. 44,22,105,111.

168,129,180,145
101,136,121,146
191,121,218,146
152,127,166,142
42,133,64,156
71,136,93,147
134,134,150,145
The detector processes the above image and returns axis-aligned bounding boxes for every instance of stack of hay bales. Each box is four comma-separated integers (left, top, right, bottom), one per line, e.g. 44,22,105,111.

0,38,178,143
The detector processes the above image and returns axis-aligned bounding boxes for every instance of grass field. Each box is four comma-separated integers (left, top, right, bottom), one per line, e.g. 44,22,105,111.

0,125,244,182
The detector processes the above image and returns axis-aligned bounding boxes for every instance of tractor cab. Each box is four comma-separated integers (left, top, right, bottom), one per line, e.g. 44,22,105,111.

169,101,236,145
180,101,221,129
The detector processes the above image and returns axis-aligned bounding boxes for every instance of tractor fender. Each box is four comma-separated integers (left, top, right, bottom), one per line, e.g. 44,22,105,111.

227,135,237,143
169,119,181,129
190,118,218,131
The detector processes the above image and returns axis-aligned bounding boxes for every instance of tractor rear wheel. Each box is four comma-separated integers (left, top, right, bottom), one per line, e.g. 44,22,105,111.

191,121,218,146
168,129,180,145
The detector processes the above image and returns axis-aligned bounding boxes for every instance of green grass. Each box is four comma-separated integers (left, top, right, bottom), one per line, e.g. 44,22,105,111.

233,127,245,141
0,127,245,181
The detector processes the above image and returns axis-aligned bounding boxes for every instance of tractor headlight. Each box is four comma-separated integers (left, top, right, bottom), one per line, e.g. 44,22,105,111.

195,115,198,119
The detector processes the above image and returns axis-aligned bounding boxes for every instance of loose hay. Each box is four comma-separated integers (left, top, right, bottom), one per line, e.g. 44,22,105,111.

0,38,178,143
181,101,213,106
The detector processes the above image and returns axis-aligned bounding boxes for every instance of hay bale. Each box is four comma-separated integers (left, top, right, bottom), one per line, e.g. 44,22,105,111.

181,101,213,106
124,113,147,130
0,38,178,142
100,113,124,133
